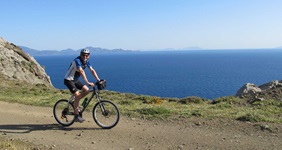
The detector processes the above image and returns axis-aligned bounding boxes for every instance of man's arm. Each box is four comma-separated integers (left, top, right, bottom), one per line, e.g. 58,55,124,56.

78,67,94,86
89,67,100,82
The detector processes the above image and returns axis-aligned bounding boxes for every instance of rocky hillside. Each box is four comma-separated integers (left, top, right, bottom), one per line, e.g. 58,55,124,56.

0,37,52,87
236,80,282,102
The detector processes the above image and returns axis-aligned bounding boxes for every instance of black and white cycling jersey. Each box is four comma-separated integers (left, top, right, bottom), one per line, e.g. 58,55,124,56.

64,56,92,81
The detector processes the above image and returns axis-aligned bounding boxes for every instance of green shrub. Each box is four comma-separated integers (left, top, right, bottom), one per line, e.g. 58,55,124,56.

179,96,206,104
136,106,171,117
251,99,282,107
124,93,138,99
191,110,202,117
119,100,134,105
138,96,163,104
167,98,179,102
211,96,245,105
236,112,266,122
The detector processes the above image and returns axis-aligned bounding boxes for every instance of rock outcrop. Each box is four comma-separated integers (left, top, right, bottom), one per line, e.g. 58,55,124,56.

236,80,282,101
236,83,262,98
0,37,52,86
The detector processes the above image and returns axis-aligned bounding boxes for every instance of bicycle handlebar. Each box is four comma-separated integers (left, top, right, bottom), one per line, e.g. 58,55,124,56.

95,79,106,90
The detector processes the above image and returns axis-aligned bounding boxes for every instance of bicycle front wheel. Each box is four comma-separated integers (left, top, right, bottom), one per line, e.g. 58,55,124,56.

93,100,120,129
53,99,75,126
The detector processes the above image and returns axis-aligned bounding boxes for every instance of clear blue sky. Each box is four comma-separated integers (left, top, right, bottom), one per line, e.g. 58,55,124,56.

1,0,282,50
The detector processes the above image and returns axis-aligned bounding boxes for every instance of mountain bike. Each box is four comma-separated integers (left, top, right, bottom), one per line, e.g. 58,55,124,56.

53,80,120,129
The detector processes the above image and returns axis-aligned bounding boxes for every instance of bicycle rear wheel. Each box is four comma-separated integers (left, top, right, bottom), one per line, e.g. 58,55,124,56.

93,100,120,129
53,99,75,126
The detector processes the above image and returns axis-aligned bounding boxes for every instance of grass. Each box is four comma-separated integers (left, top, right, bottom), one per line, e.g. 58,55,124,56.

1,77,282,149
1,77,282,123
0,136,46,150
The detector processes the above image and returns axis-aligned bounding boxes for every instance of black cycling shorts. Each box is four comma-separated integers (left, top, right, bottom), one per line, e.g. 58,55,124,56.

64,79,84,94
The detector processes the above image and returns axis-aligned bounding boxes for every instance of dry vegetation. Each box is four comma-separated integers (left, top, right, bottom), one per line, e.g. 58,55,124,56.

1,75,282,149
1,74,282,123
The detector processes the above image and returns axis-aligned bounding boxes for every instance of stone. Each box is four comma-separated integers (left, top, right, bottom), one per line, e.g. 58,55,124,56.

235,83,261,98
0,37,52,86
259,80,282,90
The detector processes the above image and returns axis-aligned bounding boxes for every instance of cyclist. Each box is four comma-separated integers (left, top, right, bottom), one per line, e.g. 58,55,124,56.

64,48,100,122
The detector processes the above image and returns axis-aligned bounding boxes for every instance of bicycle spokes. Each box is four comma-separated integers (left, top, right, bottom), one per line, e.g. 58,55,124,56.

61,108,69,122
102,110,111,117
54,87,120,128
93,100,120,129
53,99,76,126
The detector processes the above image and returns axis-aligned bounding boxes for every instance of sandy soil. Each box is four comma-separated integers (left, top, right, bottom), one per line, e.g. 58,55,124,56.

0,101,281,150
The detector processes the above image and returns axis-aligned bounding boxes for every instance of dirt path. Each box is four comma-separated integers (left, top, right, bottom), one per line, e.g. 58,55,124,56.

0,101,281,150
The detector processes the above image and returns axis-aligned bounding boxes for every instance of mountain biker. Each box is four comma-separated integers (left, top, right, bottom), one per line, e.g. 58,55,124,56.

64,48,100,122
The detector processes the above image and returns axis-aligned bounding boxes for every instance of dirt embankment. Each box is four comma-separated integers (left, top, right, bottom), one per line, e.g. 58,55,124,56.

0,101,281,150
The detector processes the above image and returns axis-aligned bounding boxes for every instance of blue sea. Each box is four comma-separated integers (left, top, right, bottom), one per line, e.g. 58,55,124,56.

35,49,282,99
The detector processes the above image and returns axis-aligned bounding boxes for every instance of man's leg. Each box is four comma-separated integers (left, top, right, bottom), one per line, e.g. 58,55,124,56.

73,91,81,115
80,85,90,99
64,79,88,122
73,85,89,114
73,85,90,122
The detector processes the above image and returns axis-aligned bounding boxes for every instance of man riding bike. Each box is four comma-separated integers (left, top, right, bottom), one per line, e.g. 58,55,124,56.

64,48,100,122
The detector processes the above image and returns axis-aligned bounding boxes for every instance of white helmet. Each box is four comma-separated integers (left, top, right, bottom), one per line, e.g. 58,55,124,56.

81,48,90,54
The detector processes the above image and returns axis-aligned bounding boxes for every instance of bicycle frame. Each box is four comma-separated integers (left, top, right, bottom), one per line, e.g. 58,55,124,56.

67,87,103,115
53,81,120,128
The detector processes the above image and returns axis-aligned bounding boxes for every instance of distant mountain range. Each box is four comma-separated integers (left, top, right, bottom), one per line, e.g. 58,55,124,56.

20,45,282,56
20,46,136,56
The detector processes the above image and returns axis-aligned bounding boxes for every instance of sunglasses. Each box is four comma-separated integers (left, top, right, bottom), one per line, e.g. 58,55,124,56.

82,54,89,57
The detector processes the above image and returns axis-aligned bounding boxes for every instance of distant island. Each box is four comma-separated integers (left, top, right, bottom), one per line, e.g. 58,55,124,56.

20,45,282,56
20,46,136,56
